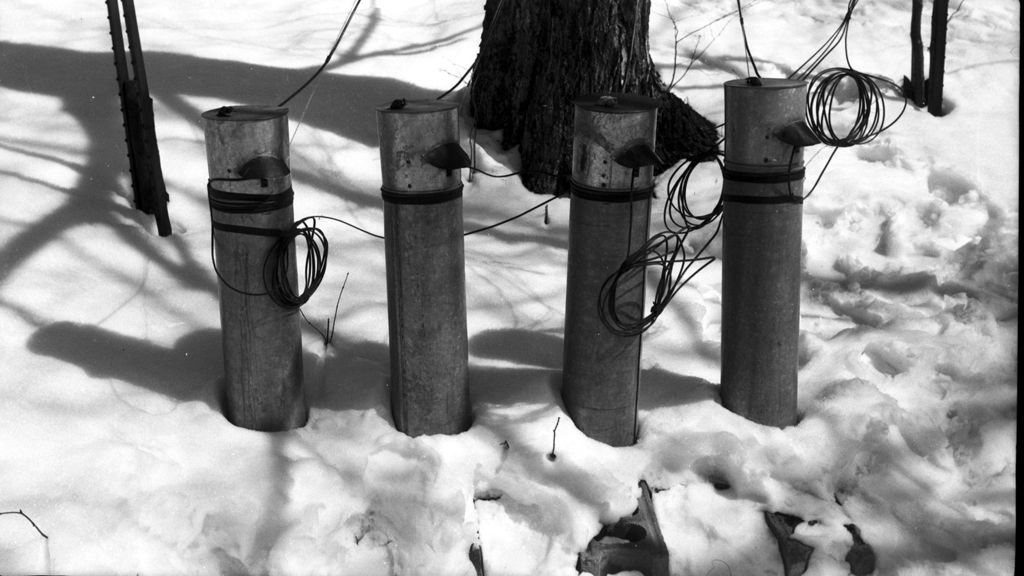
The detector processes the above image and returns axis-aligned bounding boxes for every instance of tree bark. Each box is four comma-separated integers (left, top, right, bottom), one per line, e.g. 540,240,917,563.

471,0,718,195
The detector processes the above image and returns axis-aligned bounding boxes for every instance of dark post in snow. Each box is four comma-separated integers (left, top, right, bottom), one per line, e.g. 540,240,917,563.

202,105,307,431
562,94,658,447
376,100,471,437
927,0,950,116
106,0,171,236
720,79,809,428
908,0,927,107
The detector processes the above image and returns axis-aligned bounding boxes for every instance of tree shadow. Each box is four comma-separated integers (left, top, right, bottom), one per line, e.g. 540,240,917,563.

470,327,565,370
468,328,717,412
26,321,227,410
310,336,391,416
0,40,436,320
25,321,396,417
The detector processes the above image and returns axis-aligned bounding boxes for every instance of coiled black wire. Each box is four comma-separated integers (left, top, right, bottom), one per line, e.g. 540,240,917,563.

598,229,717,337
208,179,332,309
663,143,725,233
595,148,723,337
806,67,904,149
210,167,565,314
788,0,907,199
262,217,329,309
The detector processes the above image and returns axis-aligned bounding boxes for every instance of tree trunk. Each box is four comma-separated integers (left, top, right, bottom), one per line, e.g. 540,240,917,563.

470,0,718,195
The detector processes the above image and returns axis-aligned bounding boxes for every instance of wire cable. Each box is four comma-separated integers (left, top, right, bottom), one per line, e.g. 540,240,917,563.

805,67,905,149
463,167,562,236
436,0,508,101
464,193,564,236
663,143,725,233
789,0,859,82
598,228,718,337
263,217,329,309
277,0,363,108
781,0,907,199
595,157,723,338
736,0,761,78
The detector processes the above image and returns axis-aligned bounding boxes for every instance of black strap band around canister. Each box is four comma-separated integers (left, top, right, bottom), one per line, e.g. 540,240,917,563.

721,166,805,184
208,182,294,213
722,193,804,205
570,180,654,203
208,181,294,237
722,167,805,205
210,221,288,237
380,185,463,205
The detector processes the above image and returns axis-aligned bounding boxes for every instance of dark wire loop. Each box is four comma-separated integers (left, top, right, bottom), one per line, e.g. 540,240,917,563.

785,0,907,200
598,229,718,337
806,67,906,149
596,165,722,338
263,217,329,309
663,147,724,233
207,179,328,308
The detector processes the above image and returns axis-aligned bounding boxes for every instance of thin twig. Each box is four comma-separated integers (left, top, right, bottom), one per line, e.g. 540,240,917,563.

327,272,349,345
664,0,682,88
0,509,49,539
947,0,966,23
662,0,734,90
546,417,561,461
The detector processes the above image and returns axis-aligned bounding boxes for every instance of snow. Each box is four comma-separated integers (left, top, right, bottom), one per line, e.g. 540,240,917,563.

0,0,1017,575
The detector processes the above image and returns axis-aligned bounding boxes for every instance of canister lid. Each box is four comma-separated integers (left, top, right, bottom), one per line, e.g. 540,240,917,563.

574,93,659,113
723,78,806,90
376,99,460,114
201,105,288,122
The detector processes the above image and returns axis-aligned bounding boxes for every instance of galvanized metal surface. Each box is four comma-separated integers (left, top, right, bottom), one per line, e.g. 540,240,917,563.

377,100,470,436
203,105,307,431
720,80,806,427
562,95,657,447
571,94,658,191
724,78,806,175
377,100,462,195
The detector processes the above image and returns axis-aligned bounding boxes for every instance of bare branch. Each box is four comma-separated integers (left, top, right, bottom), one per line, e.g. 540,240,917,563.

0,509,49,539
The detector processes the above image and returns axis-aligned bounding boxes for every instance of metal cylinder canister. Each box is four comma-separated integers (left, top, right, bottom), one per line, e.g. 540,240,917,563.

562,94,658,447
202,105,307,431
720,79,807,427
376,100,471,436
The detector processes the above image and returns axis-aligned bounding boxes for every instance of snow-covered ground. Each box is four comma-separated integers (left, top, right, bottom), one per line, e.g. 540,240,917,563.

0,0,1017,574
